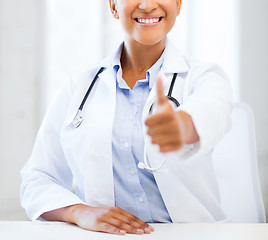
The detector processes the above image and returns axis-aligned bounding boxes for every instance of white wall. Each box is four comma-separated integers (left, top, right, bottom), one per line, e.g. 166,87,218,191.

184,0,241,100
240,0,268,217
41,0,105,116
0,0,44,220
240,0,268,159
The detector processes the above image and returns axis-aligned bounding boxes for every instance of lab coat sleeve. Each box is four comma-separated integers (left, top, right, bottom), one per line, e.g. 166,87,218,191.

178,64,233,159
20,76,86,221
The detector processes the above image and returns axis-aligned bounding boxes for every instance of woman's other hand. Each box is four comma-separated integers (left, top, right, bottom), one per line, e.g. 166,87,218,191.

41,204,154,235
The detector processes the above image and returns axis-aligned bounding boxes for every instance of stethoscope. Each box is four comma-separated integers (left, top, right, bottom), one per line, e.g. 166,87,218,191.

72,67,180,172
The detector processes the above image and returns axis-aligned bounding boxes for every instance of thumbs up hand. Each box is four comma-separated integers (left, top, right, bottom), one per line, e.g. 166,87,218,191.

152,75,169,114
145,76,186,153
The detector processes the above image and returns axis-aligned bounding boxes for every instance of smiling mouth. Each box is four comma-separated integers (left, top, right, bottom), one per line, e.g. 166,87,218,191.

134,17,164,24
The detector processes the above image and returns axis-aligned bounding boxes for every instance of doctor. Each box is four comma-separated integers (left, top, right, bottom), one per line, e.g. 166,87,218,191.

21,0,233,236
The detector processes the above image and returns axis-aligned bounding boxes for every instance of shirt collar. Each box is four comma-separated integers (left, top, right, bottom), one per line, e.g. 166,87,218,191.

112,42,124,73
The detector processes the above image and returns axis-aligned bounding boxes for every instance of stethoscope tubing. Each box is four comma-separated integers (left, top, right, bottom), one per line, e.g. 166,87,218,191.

78,67,106,112
72,68,180,172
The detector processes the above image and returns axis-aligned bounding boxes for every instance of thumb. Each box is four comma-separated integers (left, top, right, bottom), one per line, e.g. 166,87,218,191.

156,76,166,106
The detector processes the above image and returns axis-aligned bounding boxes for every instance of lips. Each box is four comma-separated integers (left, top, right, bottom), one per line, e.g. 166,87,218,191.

134,16,164,25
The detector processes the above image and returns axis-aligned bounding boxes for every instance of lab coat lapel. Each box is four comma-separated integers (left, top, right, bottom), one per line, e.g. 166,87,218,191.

85,66,116,206
161,39,189,74
98,66,116,91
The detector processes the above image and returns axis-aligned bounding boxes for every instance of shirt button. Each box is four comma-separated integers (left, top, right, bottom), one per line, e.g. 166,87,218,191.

138,197,144,203
123,142,129,148
130,170,135,175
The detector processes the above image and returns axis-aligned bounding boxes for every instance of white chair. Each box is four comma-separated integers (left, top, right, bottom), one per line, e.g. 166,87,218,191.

212,102,266,223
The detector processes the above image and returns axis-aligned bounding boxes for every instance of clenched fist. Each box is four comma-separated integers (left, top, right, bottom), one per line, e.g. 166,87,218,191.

145,76,199,152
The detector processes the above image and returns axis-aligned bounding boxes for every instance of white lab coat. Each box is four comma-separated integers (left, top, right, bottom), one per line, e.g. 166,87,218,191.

20,40,233,223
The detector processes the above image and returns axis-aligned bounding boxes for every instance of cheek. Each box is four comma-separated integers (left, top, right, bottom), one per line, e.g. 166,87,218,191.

117,4,134,26
119,16,134,34
166,5,179,25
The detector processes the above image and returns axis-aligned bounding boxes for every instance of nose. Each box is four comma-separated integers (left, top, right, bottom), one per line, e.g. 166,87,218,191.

139,0,158,13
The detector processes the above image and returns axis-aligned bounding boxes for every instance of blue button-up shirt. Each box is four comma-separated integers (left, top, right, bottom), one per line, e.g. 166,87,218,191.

112,44,172,223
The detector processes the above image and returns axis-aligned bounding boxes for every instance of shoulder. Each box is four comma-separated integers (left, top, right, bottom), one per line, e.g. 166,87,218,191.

67,42,123,91
164,39,228,81
186,56,229,82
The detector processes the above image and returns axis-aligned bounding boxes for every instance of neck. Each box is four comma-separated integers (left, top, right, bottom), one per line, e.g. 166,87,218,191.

121,38,166,74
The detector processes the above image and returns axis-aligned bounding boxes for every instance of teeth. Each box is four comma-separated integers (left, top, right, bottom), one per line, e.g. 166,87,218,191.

137,18,160,24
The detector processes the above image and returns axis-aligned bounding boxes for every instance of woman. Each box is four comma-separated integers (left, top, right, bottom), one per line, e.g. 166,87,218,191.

21,0,233,235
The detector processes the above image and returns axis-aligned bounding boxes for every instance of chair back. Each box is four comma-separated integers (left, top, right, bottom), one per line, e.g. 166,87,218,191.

212,102,266,223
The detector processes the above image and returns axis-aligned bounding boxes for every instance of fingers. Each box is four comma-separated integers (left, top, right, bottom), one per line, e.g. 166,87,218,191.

99,207,153,235
145,103,184,152
147,124,183,152
147,120,179,142
146,106,174,126
145,77,184,152
94,223,126,235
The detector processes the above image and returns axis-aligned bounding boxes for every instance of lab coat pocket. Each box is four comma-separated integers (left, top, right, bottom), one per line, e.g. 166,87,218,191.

60,87,116,208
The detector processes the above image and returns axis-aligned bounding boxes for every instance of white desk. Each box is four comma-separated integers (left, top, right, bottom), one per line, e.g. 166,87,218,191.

0,221,268,240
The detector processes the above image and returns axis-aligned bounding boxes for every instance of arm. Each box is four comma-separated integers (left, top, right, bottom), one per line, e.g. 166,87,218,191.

21,77,153,235
20,77,86,221
41,204,154,235
145,66,233,155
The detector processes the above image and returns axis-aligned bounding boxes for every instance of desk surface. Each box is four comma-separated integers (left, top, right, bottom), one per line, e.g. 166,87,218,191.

0,221,268,240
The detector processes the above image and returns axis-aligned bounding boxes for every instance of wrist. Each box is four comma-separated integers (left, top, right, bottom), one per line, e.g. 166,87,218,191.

66,204,88,224
69,204,96,226
177,111,199,144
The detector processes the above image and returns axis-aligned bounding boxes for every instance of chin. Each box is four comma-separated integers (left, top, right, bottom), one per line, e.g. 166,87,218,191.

134,35,167,47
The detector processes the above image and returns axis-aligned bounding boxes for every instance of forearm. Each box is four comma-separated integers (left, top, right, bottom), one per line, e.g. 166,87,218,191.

41,204,81,223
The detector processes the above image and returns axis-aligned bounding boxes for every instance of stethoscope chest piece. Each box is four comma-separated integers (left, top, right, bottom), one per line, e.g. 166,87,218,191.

72,110,83,128
71,67,106,129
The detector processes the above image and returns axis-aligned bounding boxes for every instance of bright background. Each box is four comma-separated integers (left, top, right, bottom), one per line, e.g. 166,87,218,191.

0,0,267,221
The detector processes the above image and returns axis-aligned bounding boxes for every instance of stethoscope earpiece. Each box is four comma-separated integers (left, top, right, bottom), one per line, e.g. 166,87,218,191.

137,162,146,170
139,134,168,172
